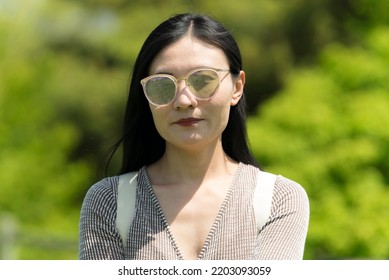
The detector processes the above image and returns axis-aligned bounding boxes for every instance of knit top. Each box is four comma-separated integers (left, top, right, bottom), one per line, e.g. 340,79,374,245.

78,163,309,260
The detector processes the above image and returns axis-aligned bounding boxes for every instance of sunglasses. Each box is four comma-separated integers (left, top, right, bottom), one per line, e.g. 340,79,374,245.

140,68,230,106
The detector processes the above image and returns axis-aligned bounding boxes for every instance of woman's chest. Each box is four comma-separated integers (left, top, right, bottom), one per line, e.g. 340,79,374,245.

127,179,258,260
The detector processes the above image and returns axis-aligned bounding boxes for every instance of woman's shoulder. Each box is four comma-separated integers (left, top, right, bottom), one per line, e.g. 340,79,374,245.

274,175,309,202
82,176,120,208
240,163,309,204
271,175,310,221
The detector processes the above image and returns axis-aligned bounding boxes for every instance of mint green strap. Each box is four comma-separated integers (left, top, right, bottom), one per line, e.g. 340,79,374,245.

116,172,138,247
254,170,277,232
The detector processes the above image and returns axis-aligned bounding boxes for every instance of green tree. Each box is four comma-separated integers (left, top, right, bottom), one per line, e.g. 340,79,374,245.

248,26,389,259
0,0,92,259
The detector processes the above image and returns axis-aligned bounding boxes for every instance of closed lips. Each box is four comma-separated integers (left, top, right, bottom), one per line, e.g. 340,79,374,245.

174,118,202,125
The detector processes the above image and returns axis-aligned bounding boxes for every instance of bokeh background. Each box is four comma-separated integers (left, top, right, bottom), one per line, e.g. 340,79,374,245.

1,0,388,259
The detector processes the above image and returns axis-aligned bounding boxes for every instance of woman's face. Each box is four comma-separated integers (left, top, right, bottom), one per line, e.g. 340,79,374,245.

147,35,245,152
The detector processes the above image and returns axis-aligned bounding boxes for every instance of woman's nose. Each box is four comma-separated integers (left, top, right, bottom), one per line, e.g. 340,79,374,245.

176,78,188,92
173,80,198,109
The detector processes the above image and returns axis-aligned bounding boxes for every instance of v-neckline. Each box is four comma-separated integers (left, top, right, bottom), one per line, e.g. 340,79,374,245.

143,163,242,260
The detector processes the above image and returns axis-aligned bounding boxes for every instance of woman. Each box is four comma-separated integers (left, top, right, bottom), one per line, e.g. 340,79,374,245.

78,13,309,260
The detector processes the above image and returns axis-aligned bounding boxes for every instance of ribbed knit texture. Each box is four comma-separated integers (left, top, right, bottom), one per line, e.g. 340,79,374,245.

78,163,309,260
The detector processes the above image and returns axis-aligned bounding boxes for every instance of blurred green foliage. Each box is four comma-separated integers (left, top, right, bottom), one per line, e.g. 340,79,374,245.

248,31,389,258
0,0,388,259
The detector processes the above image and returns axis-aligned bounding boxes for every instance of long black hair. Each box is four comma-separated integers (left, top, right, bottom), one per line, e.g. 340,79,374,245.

109,13,258,175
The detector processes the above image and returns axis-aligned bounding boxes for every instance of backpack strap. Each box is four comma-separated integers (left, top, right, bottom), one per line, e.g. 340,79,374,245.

116,171,138,247
253,170,277,232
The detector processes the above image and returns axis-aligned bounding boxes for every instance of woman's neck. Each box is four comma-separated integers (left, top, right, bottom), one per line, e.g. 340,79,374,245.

147,140,238,188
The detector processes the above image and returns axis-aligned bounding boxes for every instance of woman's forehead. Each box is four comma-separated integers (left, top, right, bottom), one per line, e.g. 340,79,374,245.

149,36,228,75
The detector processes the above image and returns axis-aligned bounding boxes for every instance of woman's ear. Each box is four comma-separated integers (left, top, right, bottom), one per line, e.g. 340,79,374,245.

230,70,245,106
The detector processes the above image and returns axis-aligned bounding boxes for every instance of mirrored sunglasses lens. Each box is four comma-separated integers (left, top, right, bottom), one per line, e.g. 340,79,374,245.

188,70,219,98
145,77,176,105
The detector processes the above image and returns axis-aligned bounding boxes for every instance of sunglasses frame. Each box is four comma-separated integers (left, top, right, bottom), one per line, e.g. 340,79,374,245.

140,67,230,106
